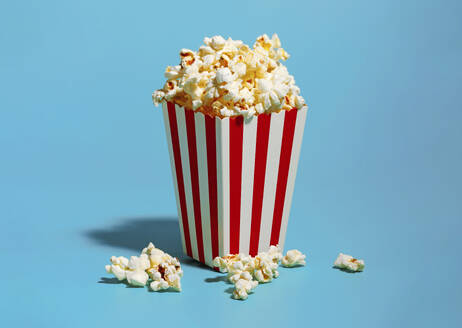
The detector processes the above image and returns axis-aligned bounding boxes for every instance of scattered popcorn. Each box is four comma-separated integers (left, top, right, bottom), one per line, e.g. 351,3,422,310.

253,245,282,283
281,249,306,267
104,242,183,291
265,245,284,263
229,270,253,284
333,253,365,272
212,253,256,275
233,279,258,300
253,260,278,282
152,34,307,117
148,262,183,292
212,245,308,300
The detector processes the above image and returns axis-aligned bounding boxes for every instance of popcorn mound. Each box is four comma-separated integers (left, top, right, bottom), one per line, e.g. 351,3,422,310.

105,242,183,291
333,253,365,272
152,34,307,118
212,246,306,300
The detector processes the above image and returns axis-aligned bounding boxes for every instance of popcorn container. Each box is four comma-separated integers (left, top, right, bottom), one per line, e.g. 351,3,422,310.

162,101,308,267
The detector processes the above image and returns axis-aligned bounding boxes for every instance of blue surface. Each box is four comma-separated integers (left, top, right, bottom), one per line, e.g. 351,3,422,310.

1,0,461,327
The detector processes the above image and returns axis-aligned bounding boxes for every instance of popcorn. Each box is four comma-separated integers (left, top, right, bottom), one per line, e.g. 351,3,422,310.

271,34,281,48
128,254,150,271
281,250,306,267
152,34,307,117
215,67,234,84
333,253,365,272
199,45,215,56
253,260,277,283
164,65,182,80
212,253,253,274
105,242,183,291
266,245,284,263
253,246,282,283
192,100,202,110
211,246,308,301
105,256,129,281
232,62,247,77
126,270,149,287
220,106,234,117
207,35,226,51
233,279,258,300
212,245,289,300
255,103,264,114
294,95,306,110
229,270,253,284
202,54,215,66
152,90,165,106
179,49,196,66
149,262,183,292
150,279,169,291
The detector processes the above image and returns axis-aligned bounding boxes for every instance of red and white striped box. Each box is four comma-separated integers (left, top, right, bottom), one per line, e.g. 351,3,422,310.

162,101,308,268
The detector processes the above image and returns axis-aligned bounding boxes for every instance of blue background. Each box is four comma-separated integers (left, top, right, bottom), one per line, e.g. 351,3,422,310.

1,0,461,326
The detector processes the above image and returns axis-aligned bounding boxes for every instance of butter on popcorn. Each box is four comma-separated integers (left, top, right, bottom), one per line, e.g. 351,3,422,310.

152,34,307,118
105,242,183,291
333,253,365,272
281,249,306,267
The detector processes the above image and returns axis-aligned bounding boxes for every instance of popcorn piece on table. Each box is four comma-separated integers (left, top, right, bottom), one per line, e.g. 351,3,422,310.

281,249,306,267
253,260,277,283
149,262,183,292
212,254,239,273
266,245,283,263
333,253,365,272
212,245,284,300
228,270,253,284
233,279,258,300
126,269,149,287
105,242,183,291
143,242,183,291
105,254,150,287
105,256,129,281
212,253,255,274
253,245,282,283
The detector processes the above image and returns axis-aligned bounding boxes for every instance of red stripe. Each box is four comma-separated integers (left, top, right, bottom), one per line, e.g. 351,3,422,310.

229,116,244,254
185,109,205,263
167,102,192,256
205,115,219,262
270,109,298,246
249,114,271,256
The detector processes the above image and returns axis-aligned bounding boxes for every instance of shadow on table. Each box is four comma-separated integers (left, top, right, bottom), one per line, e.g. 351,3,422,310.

98,277,140,288
84,216,209,270
98,277,178,292
204,275,235,299
85,216,182,255
331,266,363,274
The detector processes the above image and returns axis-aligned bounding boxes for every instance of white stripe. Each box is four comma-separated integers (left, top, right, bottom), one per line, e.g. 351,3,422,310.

175,105,198,260
278,108,308,251
162,103,186,254
258,110,285,253
239,116,257,255
216,117,230,256
194,112,212,266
